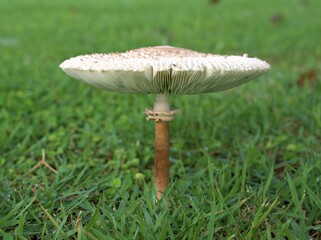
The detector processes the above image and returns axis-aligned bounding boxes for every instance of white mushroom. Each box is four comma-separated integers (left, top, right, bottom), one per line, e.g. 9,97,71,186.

60,46,270,200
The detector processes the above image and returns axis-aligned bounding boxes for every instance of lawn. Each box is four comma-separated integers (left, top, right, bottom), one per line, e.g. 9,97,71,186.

0,0,321,239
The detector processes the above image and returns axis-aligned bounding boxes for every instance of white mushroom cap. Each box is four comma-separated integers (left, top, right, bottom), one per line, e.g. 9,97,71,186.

60,46,270,95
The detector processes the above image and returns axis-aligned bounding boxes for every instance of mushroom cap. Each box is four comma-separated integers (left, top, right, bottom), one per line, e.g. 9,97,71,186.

60,46,270,95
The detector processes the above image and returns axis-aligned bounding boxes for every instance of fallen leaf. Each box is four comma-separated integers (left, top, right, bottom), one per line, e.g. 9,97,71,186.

209,0,220,4
270,14,284,25
297,69,318,89
68,6,79,13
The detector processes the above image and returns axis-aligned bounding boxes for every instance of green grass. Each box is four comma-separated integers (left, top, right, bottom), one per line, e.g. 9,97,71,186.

1,0,321,238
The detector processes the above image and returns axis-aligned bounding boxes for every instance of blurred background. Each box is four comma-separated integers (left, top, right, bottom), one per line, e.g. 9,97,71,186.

1,0,320,178
1,0,321,238
1,0,321,180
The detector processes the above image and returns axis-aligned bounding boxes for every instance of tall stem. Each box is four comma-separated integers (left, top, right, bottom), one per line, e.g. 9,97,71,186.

154,121,169,200
153,94,170,200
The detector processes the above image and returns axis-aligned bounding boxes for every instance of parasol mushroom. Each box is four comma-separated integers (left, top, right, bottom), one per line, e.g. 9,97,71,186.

60,46,270,200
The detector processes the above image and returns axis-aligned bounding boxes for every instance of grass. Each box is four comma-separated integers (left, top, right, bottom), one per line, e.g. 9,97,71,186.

0,0,321,238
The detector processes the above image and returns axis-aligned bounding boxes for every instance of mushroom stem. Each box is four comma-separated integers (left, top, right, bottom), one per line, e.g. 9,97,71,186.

154,121,170,200
153,94,170,112
153,94,170,200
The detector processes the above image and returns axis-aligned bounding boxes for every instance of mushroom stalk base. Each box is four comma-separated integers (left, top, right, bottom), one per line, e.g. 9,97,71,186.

145,94,178,200
154,121,170,200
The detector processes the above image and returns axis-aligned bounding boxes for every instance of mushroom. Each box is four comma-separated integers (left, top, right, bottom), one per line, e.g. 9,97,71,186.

60,46,270,200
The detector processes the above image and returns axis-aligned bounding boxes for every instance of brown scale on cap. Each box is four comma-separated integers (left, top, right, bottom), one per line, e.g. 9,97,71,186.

122,46,208,58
